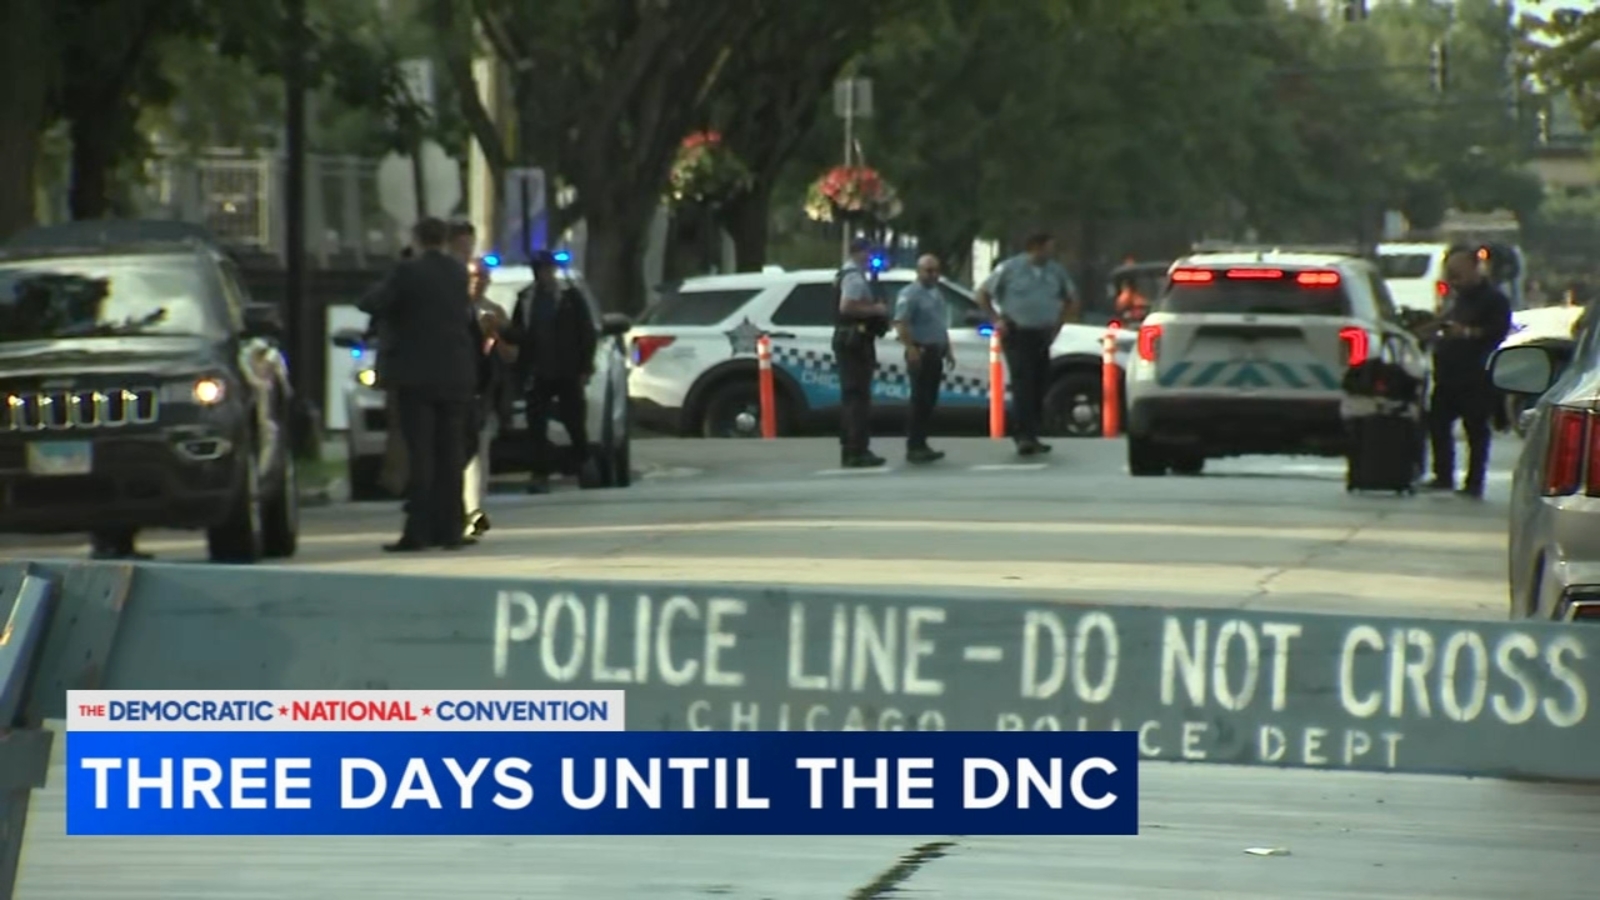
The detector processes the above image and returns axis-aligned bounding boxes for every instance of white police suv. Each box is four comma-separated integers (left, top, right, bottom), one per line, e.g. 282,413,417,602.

1124,247,1430,476
337,258,634,498
627,265,1134,438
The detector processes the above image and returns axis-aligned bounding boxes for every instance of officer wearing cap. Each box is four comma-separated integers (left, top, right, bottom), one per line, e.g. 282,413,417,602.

834,237,890,468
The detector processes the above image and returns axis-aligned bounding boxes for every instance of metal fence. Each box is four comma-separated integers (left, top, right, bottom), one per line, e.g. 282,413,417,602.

139,149,407,266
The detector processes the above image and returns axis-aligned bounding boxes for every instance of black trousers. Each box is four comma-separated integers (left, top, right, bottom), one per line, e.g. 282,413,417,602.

1429,383,1493,489
527,375,587,477
833,327,876,456
906,343,946,449
1003,325,1053,443
395,387,470,546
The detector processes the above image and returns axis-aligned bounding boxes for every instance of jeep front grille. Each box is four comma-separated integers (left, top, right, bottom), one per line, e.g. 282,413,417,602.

2,388,160,431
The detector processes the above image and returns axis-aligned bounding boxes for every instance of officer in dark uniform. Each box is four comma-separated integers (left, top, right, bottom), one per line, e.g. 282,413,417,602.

1426,244,1513,499
834,237,890,468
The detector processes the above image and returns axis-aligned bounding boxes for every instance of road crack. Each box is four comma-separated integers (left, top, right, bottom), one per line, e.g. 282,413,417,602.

847,839,959,899
1240,511,1390,609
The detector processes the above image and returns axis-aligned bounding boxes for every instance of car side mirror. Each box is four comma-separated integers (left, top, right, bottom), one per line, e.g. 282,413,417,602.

601,312,632,337
243,303,283,339
1489,344,1556,395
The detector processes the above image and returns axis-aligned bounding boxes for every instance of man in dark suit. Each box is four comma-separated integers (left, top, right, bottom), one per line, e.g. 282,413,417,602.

1425,244,1513,499
359,218,483,550
496,251,597,494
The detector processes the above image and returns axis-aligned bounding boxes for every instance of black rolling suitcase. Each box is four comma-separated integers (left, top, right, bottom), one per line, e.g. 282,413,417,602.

1346,413,1419,495
1341,359,1423,496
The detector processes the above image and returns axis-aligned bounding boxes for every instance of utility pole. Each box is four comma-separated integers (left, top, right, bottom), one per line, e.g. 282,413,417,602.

833,77,874,259
283,0,319,455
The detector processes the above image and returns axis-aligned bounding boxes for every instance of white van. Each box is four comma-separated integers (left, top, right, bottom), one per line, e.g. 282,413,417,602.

1376,242,1451,314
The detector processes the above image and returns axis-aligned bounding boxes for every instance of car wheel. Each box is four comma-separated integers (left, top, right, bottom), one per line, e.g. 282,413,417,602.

1043,371,1103,438
348,454,389,500
1127,435,1169,477
261,451,299,558
1170,454,1205,476
700,380,768,439
207,451,265,563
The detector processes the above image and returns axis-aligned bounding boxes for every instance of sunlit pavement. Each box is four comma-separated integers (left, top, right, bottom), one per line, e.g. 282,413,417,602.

18,434,1600,900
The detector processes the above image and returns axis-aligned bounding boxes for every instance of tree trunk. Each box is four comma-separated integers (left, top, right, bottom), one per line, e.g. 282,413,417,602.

0,4,51,239
68,115,117,221
584,209,652,316
722,184,772,272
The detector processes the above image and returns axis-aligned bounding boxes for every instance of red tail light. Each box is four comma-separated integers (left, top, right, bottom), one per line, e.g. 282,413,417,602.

1436,280,1450,298
1588,415,1600,498
631,335,676,367
1543,408,1588,497
1338,327,1369,367
1170,268,1214,284
1296,270,1341,287
1225,268,1284,279
1137,324,1162,362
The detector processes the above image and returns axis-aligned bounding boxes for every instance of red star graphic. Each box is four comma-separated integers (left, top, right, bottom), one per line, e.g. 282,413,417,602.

421,705,433,716
277,706,288,717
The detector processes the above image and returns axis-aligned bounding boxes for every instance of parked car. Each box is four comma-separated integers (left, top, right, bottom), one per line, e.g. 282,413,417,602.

1489,310,1600,621
336,263,633,499
0,239,299,562
626,266,1135,439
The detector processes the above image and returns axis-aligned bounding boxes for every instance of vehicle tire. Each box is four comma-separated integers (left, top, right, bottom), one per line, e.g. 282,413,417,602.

700,379,769,439
1043,370,1102,438
261,451,299,558
1127,435,1169,477
207,452,265,563
348,454,388,501
1170,454,1205,476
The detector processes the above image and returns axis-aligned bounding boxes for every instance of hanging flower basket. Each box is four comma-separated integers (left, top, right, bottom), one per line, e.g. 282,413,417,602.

803,165,903,224
667,130,752,208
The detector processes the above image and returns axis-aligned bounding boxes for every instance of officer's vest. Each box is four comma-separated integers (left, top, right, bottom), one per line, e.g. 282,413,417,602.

833,264,879,326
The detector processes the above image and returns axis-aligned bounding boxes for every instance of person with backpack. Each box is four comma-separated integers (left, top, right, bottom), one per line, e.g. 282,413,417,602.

833,237,890,468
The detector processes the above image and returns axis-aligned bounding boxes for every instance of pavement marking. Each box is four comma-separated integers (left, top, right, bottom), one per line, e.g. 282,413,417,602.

302,554,1503,613
969,463,1048,472
0,515,1505,556
638,467,703,479
962,646,1005,662
812,467,896,476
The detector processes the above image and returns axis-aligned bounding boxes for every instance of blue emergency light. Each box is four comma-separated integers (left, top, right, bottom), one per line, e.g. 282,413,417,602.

350,348,362,358
869,254,887,272
977,324,994,338
481,254,500,268
553,250,572,264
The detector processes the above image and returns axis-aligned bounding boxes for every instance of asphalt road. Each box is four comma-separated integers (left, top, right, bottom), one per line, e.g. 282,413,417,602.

18,434,1599,898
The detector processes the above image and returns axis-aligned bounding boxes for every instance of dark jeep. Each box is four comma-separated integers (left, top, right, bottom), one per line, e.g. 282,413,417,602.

0,240,299,562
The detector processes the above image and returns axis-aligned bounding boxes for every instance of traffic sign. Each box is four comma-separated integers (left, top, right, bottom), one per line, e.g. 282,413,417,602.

501,167,546,261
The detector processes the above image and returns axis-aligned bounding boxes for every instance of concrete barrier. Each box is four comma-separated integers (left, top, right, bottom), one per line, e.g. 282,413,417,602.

7,559,1595,896
5,558,1593,777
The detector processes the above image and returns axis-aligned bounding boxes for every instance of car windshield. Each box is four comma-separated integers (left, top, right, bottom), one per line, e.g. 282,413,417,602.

0,256,213,342
1377,253,1433,279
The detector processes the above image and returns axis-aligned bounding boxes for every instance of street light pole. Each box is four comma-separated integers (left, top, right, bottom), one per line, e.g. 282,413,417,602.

840,82,855,259
283,0,318,454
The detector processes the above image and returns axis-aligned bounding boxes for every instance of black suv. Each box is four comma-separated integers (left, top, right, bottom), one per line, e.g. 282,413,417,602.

0,240,299,562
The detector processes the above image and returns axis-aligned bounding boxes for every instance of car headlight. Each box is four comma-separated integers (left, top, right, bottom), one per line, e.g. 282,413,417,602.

356,369,377,388
162,377,227,405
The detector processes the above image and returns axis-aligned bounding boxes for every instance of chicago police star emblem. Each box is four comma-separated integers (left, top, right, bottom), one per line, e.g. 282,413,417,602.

723,317,763,356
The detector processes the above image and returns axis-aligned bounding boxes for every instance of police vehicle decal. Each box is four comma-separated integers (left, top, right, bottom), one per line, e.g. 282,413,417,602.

1156,360,1340,390
770,344,996,409
723,318,763,356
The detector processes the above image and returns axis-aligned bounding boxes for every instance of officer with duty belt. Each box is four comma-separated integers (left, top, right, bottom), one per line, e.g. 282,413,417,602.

834,237,891,468
894,253,953,464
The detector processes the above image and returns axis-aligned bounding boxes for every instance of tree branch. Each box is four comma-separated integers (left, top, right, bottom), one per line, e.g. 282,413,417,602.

433,0,507,172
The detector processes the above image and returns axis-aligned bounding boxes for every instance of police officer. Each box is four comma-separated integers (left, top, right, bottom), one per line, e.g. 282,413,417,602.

976,232,1079,456
894,254,953,464
834,237,890,468
1426,244,1513,499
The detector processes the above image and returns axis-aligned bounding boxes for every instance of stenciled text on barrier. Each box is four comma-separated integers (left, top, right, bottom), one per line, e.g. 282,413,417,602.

491,587,1594,778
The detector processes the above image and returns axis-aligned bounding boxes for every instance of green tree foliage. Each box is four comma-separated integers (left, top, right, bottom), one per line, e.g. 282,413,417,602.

814,0,1543,274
